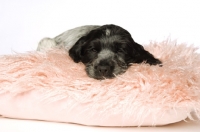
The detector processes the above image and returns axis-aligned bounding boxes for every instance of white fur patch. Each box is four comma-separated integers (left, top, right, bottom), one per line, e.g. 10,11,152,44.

37,38,57,52
105,29,111,36
98,49,114,59
37,25,100,52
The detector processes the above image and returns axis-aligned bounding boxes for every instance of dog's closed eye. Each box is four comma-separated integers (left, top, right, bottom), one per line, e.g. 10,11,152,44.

117,48,128,55
117,48,125,53
91,48,97,53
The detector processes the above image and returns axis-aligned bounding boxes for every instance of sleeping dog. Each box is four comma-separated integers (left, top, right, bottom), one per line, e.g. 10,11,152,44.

37,24,162,80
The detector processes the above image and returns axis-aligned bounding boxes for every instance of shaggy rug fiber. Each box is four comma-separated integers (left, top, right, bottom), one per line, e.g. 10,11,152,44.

0,39,200,126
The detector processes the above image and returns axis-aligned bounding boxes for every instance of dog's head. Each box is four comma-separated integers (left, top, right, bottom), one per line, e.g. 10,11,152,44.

69,24,161,79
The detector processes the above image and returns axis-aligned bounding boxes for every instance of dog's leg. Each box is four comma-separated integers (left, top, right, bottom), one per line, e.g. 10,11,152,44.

37,38,57,52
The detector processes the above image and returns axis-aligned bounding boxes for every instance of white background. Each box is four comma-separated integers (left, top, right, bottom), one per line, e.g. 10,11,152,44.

0,0,200,131
0,0,200,55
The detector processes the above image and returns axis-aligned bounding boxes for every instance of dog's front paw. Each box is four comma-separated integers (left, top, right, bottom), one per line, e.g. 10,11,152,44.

147,58,162,66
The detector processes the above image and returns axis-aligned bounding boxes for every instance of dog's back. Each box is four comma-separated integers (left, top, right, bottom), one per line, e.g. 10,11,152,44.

37,25,100,52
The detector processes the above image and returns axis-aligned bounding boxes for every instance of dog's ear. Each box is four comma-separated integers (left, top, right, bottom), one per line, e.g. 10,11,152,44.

132,43,162,65
69,36,86,63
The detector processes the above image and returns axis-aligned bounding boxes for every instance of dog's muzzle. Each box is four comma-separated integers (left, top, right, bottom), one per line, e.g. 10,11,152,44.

94,59,115,78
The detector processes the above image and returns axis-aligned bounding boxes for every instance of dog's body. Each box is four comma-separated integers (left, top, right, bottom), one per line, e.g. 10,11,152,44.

37,24,161,79
37,25,100,52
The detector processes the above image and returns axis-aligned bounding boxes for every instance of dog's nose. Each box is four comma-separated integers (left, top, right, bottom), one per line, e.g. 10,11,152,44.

97,65,110,76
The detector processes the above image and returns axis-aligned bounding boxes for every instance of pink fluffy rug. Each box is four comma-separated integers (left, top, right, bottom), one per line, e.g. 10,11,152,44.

0,39,200,126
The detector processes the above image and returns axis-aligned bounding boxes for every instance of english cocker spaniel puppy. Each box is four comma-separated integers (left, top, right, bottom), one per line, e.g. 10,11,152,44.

37,24,162,80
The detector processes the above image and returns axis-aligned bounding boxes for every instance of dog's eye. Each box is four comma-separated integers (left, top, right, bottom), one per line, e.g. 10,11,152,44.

117,49,124,53
91,48,97,53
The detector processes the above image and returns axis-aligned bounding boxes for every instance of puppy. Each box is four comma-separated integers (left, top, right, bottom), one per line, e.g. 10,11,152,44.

37,24,162,80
